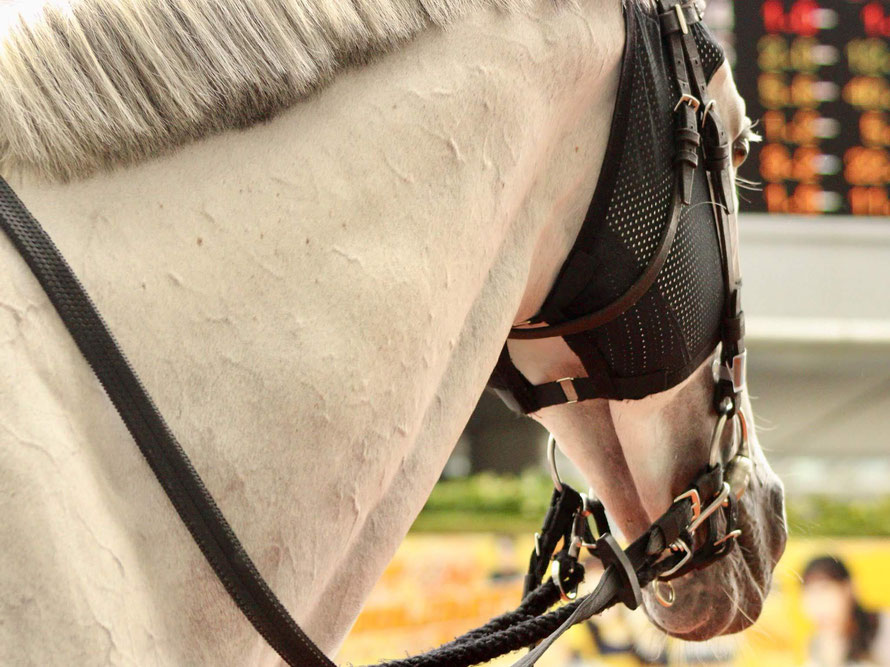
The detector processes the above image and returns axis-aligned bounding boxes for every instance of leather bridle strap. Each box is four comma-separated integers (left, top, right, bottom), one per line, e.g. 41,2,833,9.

658,0,746,416
0,178,335,667
511,461,725,667
508,185,683,341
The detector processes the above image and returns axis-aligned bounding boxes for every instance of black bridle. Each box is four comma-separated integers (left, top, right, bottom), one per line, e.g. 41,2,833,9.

0,2,752,666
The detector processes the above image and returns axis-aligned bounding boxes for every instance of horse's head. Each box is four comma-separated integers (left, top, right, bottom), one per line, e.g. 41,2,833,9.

493,2,787,641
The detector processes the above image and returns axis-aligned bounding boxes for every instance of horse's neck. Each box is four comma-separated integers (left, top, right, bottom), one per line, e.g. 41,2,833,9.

0,1,622,661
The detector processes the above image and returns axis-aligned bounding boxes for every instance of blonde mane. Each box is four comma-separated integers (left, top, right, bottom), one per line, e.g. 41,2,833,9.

0,0,537,182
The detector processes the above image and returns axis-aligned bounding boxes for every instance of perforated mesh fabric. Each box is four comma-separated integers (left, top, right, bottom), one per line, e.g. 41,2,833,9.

692,21,726,80
536,3,728,399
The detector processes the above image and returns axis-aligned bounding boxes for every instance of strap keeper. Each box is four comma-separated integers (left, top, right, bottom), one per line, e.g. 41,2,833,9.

676,128,701,146
659,4,700,34
675,148,699,169
718,350,747,394
723,313,745,342
705,155,730,172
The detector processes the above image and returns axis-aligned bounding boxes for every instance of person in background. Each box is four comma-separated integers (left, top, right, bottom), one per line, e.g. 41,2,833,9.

802,555,890,666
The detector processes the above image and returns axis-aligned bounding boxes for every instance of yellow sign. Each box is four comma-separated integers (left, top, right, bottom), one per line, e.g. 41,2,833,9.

336,535,890,666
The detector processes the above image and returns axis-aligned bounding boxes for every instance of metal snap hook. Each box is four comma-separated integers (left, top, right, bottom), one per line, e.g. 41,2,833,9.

547,433,563,493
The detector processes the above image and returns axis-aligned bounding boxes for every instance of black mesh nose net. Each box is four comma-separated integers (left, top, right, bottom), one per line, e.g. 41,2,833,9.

490,2,731,414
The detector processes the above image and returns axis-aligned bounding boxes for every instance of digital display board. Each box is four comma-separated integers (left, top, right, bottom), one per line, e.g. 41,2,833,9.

732,0,890,216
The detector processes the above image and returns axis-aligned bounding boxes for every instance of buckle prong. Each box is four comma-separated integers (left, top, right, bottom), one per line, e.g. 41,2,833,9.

674,94,701,113
714,529,743,547
674,3,689,34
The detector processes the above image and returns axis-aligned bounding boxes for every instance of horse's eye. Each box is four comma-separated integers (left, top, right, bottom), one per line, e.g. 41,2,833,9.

732,137,750,168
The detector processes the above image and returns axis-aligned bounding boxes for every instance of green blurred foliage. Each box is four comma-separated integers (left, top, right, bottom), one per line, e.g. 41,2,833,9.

412,472,554,533
786,495,890,537
412,473,890,536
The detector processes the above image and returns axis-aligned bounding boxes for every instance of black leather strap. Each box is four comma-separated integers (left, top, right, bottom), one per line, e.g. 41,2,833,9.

664,0,746,413
524,486,584,597
0,178,334,667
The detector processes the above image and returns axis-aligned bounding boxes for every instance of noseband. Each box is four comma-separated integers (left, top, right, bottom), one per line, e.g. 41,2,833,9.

0,1,753,666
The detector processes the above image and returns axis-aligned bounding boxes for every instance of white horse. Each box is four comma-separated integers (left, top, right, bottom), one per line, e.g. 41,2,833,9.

0,0,786,664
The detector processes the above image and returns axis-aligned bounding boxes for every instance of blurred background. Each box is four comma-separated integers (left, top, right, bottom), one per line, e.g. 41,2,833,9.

339,1,890,664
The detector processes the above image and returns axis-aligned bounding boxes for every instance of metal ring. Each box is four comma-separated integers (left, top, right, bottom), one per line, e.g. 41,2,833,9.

710,407,750,468
551,559,578,602
708,410,730,468
546,433,563,493
653,580,676,608
736,408,750,458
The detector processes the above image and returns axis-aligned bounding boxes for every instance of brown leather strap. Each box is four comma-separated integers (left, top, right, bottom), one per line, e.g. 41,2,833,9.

658,3,702,35
508,185,683,340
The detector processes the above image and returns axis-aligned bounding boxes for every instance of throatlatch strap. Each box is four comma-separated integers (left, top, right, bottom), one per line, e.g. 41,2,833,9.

0,178,334,667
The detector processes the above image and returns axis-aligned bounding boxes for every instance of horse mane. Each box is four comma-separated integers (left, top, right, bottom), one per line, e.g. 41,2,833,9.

0,0,542,182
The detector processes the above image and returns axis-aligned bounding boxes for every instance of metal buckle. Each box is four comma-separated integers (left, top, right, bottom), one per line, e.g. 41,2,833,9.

673,93,700,113
718,350,747,394
673,488,702,523
689,482,731,534
674,3,689,34
660,539,693,579
556,377,579,405
701,99,718,125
